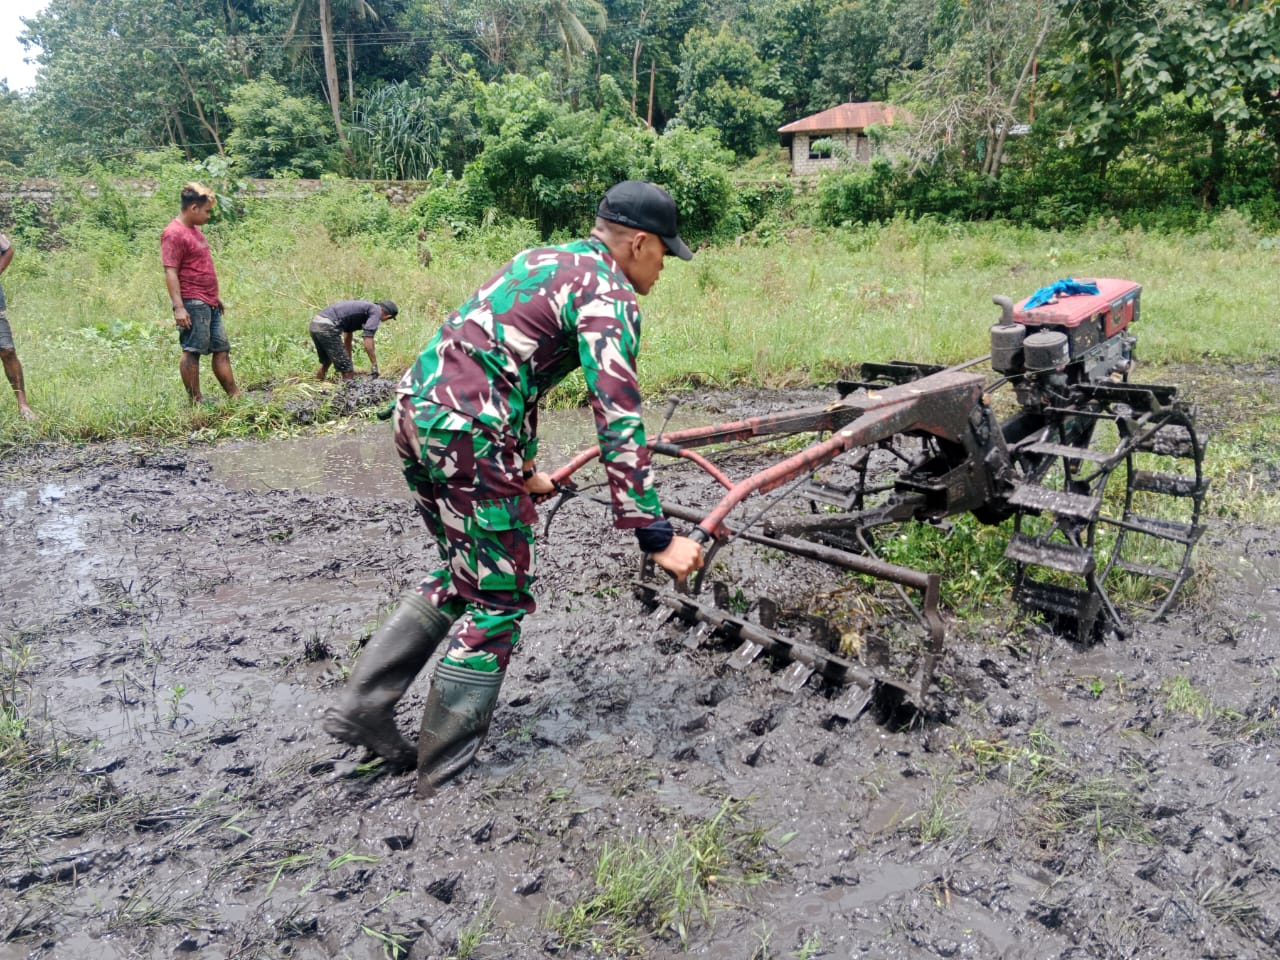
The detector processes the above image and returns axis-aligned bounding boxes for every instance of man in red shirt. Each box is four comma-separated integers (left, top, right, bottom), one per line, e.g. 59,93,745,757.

161,183,240,403
0,231,35,420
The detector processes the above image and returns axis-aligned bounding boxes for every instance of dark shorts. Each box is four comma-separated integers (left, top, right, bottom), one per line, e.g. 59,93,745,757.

0,285,11,352
309,317,353,373
178,299,230,355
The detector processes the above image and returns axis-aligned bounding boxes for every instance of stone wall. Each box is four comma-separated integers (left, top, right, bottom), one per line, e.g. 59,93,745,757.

0,177,432,245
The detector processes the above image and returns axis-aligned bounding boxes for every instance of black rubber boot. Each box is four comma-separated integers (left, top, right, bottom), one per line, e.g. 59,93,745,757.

323,593,453,770
415,661,504,797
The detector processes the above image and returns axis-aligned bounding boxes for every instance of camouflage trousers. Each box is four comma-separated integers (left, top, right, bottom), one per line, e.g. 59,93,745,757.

393,394,537,673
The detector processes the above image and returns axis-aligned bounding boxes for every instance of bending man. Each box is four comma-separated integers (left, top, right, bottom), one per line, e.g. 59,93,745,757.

324,180,704,792
310,299,397,380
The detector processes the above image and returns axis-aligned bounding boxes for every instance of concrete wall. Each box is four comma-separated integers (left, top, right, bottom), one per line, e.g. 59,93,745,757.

789,131,873,176
0,177,432,245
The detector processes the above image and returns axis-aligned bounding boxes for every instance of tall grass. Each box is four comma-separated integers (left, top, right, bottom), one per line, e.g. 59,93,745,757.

1,200,1277,447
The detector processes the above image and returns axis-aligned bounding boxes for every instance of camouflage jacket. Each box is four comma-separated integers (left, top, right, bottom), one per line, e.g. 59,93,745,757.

398,237,663,528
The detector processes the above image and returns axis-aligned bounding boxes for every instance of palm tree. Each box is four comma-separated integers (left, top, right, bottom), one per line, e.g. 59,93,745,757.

542,0,605,73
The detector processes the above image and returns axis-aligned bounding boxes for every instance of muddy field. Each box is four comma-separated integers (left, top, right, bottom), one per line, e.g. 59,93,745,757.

1,370,1278,960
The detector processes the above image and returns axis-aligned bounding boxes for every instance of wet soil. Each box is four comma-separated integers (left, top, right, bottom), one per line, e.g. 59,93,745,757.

1,368,1278,959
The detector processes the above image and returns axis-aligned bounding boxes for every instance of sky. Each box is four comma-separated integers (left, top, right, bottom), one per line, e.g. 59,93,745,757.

1,0,46,93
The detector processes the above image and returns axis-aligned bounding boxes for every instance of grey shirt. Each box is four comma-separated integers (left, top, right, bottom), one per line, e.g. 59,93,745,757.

318,300,383,337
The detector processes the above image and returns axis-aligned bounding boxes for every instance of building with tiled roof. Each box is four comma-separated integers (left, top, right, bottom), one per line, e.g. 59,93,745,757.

778,101,904,175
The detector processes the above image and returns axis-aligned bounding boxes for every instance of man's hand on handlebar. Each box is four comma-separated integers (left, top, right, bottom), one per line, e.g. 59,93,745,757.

524,470,556,503
651,535,705,582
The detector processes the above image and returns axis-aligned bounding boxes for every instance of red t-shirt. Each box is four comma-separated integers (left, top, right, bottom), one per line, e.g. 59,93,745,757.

160,218,221,307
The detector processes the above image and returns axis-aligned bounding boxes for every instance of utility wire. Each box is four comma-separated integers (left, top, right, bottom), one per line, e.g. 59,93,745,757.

18,13,715,56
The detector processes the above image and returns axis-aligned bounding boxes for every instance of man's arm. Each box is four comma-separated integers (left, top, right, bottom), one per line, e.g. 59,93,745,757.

342,330,353,357
0,233,13,275
573,298,704,579
362,335,379,376
576,296,663,524
164,266,191,329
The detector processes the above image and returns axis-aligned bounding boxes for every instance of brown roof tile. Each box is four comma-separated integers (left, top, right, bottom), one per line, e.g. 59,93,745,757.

778,101,903,134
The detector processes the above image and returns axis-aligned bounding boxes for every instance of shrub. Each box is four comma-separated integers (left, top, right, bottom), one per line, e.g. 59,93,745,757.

313,183,399,242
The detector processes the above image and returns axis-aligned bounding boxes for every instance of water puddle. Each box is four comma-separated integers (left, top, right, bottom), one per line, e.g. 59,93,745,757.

208,405,715,498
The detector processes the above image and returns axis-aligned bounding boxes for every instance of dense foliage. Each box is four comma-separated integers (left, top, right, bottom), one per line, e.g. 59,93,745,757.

0,0,1276,232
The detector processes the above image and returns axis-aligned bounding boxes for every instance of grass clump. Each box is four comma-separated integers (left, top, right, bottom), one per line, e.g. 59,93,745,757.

546,797,772,953
864,513,1012,620
1197,879,1263,933
905,775,964,844
1161,675,1215,721
952,728,1152,850
448,901,496,960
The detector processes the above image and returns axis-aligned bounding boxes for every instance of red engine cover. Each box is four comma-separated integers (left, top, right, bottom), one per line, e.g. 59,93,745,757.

1014,278,1141,339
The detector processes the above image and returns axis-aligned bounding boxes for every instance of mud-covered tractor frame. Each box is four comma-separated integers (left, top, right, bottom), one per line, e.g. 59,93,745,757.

549,279,1208,713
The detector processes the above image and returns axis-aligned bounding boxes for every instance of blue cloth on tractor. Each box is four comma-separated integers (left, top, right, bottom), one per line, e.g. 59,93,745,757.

1023,278,1100,310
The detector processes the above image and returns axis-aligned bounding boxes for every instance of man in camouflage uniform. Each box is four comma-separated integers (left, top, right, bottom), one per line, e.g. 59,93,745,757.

324,181,704,792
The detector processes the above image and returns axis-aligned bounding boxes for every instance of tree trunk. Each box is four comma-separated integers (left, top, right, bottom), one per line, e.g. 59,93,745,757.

346,32,355,107
647,60,656,129
319,0,352,158
988,6,1055,179
168,104,193,160
1200,119,1227,209
171,58,225,155
631,38,642,115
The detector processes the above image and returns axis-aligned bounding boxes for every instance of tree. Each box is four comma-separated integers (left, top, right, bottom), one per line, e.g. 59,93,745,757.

740,0,830,120
673,25,782,158
285,0,384,157
1051,0,1280,197
597,0,696,126
814,0,895,104
901,0,1069,177
224,76,337,177
544,0,608,76
0,84,36,174
22,0,250,167
450,0,606,94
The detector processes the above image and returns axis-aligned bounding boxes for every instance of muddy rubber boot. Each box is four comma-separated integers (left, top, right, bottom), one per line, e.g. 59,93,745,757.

322,594,454,770
415,662,504,797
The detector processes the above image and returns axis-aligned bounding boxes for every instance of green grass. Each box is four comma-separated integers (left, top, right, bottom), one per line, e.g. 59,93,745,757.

858,513,1012,619
1161,675,1215,721
545,797,772,953
1,205,1277,450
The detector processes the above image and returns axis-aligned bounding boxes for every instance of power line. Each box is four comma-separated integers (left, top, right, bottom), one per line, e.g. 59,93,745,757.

19,13,715,57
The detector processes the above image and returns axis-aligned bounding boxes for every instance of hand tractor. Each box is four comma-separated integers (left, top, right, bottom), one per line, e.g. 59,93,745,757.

549,279,1208,718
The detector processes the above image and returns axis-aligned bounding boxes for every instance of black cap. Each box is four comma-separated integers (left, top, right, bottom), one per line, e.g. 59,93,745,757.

379,300,398,317
596,180,693,261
